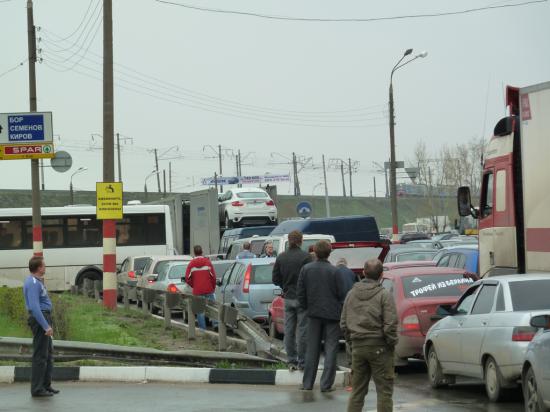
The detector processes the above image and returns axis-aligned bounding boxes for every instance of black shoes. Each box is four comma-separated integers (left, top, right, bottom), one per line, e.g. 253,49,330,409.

46,387,60,394
32,390,53,397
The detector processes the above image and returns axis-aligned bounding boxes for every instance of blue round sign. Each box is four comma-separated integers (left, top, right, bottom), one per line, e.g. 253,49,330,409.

296,201,312,218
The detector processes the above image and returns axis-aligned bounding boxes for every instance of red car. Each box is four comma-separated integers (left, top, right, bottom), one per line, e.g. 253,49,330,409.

268,241,389,339
381,266,478,365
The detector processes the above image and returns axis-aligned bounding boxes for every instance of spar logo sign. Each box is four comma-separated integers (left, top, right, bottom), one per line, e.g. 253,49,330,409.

0,143,55,160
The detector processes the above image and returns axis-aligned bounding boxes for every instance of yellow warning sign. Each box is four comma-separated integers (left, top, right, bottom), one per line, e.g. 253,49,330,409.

96,182,123,220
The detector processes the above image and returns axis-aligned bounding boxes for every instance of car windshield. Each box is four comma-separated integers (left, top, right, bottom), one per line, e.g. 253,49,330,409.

509,279,550,311
236,192,268,199
402,273,475,299
329,247,384,270
252,264,274,284
134,257,150,272
167,264,187,280
396,251,438,262
154,260,184,279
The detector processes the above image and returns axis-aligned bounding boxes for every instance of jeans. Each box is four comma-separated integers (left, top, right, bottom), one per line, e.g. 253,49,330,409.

302,317,340,391
283,298,307,367
28,312,53,395
347,344,395,412
197,293,217,330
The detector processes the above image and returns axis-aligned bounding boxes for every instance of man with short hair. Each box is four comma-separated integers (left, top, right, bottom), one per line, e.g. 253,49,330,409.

272,230,312,370
185,245,217,330
236,241,256,259
336,257,357,297
297,240,345,391
23,256,58,397
341,258,398,412
260,241,276,258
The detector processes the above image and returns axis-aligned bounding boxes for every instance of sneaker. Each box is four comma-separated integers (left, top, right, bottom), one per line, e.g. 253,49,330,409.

32,390,53,397
46,387,60,394
289,363,298,372
321,387,336,393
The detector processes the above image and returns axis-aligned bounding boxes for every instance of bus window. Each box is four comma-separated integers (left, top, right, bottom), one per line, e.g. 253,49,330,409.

42,218,64,248
66,216,101,247
0,219,24,249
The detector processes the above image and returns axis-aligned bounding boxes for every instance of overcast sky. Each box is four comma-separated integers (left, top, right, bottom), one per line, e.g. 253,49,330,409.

1,0,549,198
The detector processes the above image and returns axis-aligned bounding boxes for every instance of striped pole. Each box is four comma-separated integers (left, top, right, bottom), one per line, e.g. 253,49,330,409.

102,219,117,309
32,226,43,256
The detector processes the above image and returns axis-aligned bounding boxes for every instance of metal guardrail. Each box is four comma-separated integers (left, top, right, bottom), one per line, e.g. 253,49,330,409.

78,280,286,362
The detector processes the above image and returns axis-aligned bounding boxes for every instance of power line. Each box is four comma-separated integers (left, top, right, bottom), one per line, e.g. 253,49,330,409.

155,0,547,22
50,0,96,42
40,26,387,117
0,60,27,78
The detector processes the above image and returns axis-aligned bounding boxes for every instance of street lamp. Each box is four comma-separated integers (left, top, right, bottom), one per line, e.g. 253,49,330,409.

144,170,160,200
70,167,88,205
388,49,428,241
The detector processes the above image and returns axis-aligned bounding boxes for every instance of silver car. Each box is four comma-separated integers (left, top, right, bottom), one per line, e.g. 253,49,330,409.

522,314,550,412
117,255,153,301
424,274,550,402
137,255,192,301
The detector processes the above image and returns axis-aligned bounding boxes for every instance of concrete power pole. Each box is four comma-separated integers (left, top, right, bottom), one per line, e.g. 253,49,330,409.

27,0,42,257
116,132,122,182
292,152,301,196
348,158,353,197
322,155,330,217
169,161,172,192
218,145,223,193
373,176,377,198
154,148,161,192
340,160,346,197
102,0,117,310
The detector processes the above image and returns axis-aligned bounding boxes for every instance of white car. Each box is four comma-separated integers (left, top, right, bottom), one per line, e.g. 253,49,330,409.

424,274,550,402
218,187,277,228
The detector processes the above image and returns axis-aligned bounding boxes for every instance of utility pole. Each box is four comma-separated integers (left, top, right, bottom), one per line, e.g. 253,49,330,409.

348,158,353,197
384,161,389,198
373,176,377,198
27,0,42,257
322,155,330,217
340,160,346,197
292,152,301,196
237,150,242,188
214,172,218,193
218,145,223,192
102,0,117,310
154,148,161,192
40,160,45,190
163,169,166,196
169,161,172,192
389,81,399,239
116,132,122,182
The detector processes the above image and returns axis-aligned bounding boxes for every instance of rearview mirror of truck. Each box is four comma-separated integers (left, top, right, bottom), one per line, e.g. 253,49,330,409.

457,186,475,218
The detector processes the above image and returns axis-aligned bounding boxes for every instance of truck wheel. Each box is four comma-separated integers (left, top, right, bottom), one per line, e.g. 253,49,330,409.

485,356,508,402
427,346,447,388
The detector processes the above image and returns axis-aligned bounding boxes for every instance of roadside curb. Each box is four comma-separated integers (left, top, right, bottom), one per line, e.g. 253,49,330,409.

1,366,349,387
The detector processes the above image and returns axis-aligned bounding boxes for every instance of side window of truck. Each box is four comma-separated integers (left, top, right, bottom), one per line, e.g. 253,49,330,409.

481,172,494,218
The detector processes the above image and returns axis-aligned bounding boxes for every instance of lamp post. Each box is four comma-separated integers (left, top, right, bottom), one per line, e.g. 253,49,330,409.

144,170,160,201
388,48,428,241
69,167,88,205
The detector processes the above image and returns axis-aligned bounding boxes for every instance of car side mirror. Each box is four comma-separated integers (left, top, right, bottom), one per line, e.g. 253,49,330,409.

432,304,456,321
273,288,282,296
457,186,476,218
530,314,550,330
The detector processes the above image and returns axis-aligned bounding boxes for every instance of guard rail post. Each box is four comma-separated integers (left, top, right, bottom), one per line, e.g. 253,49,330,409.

141,289,149,315
218,303,227,351
83,278,93,298
163,296,171,329
187,297,196,340
123,285,129,309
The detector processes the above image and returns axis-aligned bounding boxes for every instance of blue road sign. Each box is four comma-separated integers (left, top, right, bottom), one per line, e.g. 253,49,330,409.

0,112,53,144
296,201,312,218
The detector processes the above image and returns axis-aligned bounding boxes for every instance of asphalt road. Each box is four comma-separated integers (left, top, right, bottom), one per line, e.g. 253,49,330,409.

0,363,524,412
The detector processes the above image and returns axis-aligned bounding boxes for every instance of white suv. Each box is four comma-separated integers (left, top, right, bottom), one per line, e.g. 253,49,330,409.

218,187,277,228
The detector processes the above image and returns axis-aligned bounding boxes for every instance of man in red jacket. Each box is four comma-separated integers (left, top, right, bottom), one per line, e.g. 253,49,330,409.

185,245,217,330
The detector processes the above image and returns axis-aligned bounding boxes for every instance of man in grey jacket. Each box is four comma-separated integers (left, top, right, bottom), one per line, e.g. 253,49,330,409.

340,258,398,412
297,240,345,391
272,230,312,370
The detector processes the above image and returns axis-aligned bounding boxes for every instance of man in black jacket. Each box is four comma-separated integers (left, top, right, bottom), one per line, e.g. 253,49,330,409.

297,240,345,391
272,230,312,370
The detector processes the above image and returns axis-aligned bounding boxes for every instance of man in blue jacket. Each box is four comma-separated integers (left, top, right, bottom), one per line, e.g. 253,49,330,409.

23,256,58,397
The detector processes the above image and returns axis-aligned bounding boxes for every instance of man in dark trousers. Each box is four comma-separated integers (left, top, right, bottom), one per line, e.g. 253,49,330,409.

23,256,58,397
272,230,312,370
340,259,398,412
297,240,345,391
185,245,217,330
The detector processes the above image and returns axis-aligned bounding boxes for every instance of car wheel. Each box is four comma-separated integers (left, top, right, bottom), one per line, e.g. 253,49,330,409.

524,366,548,412
427,346,447,388
485,356,507,402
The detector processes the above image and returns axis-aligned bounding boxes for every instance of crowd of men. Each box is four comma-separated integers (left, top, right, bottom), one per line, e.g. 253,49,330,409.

273,230,398,412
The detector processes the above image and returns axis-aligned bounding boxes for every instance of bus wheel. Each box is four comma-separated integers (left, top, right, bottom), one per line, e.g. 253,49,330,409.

77,271,100,287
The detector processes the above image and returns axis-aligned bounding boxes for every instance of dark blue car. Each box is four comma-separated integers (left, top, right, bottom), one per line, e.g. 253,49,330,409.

434,245,479,274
